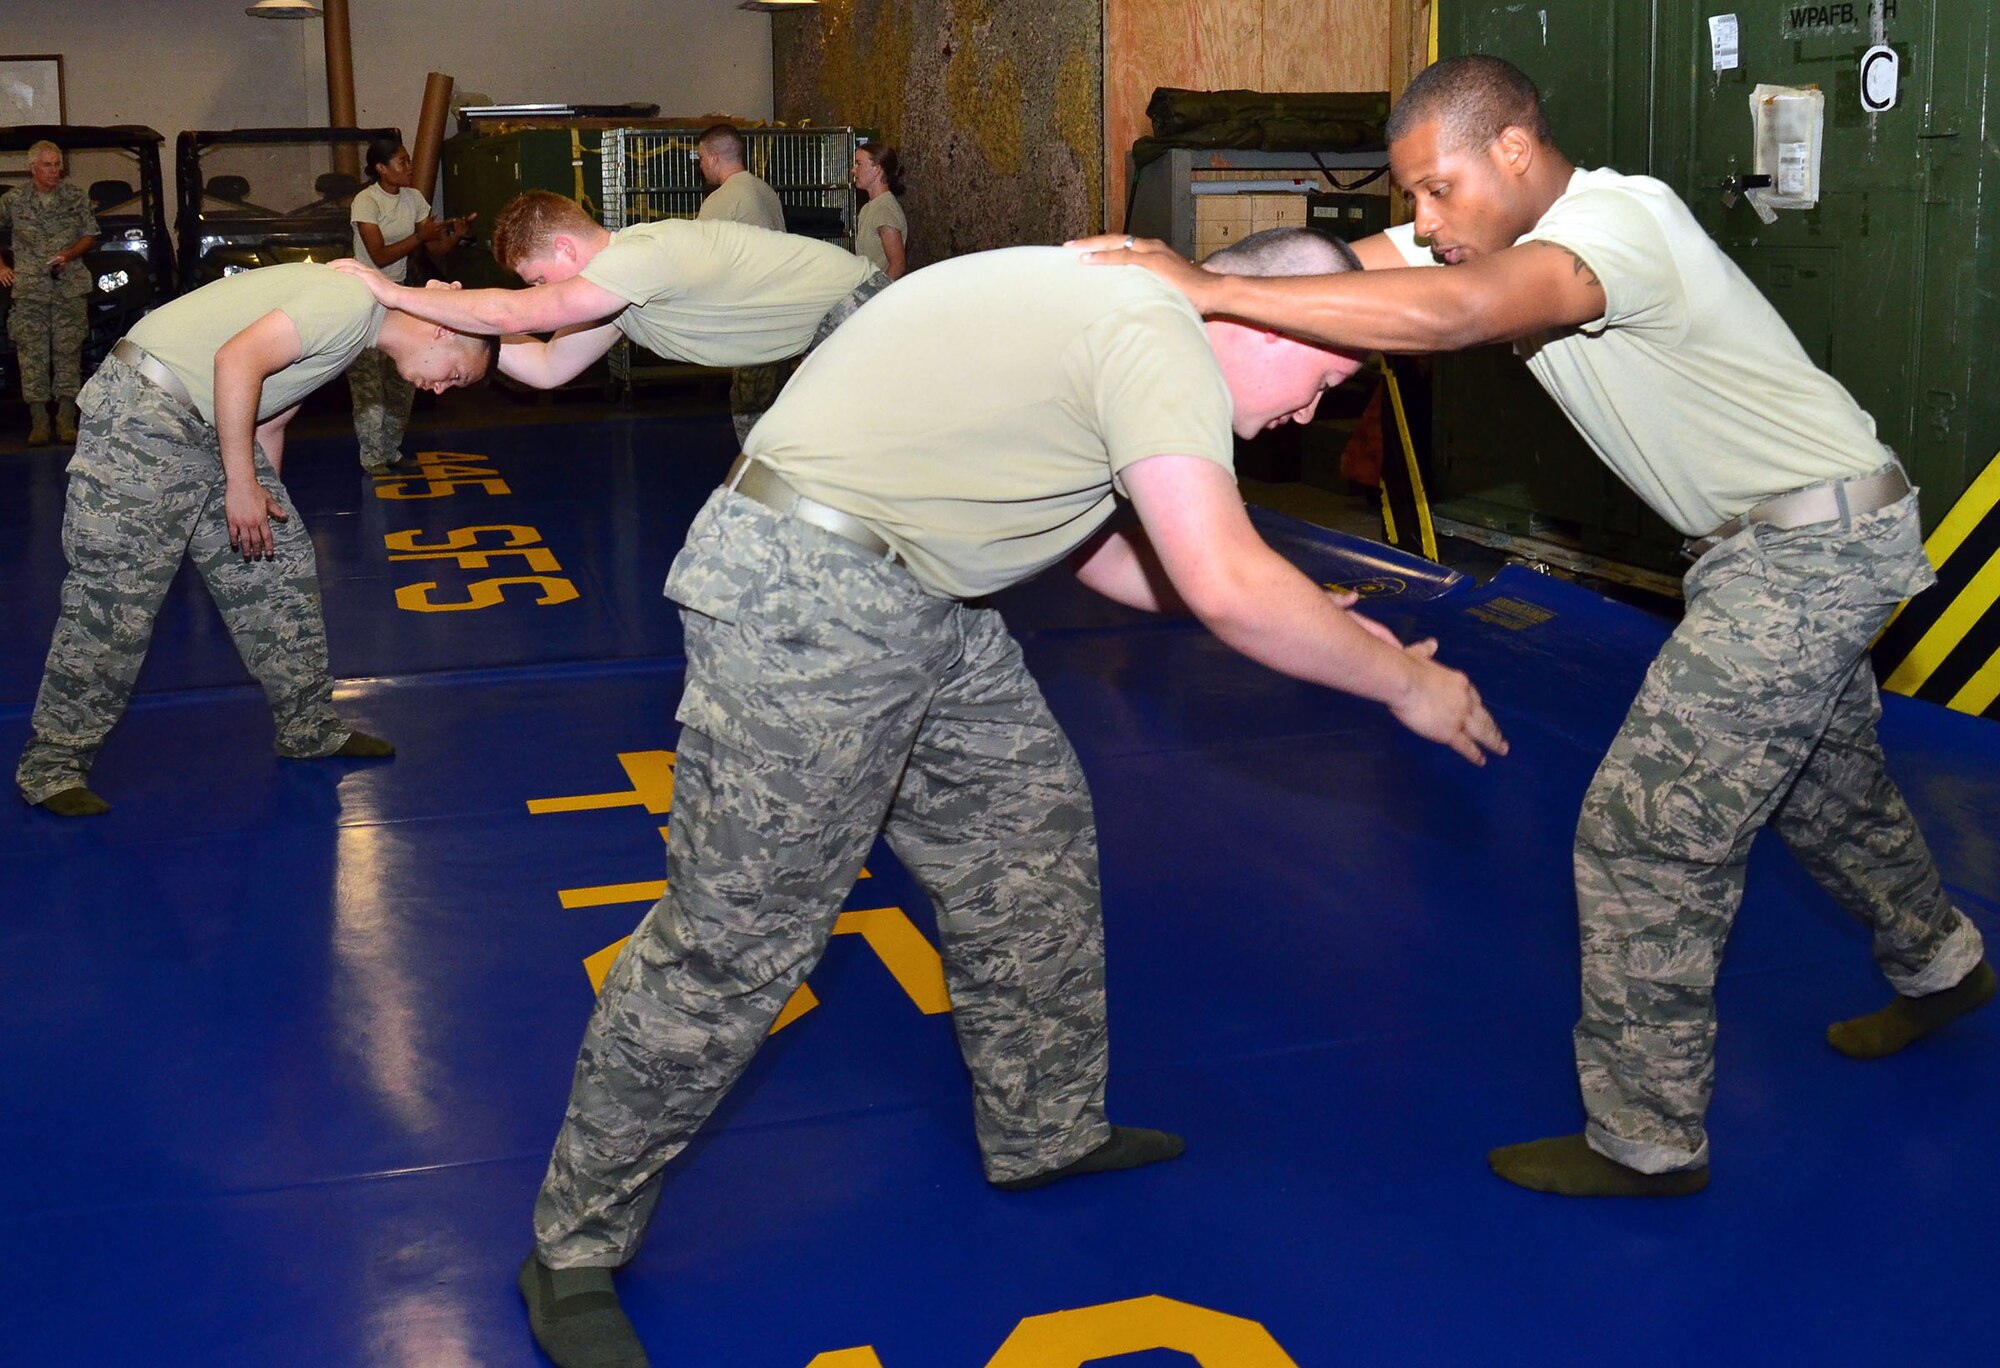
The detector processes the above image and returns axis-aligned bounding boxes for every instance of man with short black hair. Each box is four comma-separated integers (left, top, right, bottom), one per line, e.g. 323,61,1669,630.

1081,53,1993,1198
694,123,784,232
513,227,1505,1368
693,123,794,440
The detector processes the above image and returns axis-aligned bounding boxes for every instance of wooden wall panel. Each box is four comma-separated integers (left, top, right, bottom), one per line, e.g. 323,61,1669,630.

1104,0,1256,229
1105,0,1416,231
1262,0,1389,96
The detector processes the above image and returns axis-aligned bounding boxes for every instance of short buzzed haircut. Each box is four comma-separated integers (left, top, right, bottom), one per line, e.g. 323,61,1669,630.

461,332,501,380
1385,55,1554,154
490,189,597,272
698,124,746,165
1202,226,1361,277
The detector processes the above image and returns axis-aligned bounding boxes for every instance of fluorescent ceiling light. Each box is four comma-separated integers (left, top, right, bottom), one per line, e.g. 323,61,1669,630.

246,1,323,18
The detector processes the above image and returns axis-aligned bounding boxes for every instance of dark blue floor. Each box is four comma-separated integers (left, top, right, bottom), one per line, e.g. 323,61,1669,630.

2,415,1995,1367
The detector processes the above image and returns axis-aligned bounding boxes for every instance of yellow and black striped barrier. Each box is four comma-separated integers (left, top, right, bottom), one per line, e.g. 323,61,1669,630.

1874,453,2000,718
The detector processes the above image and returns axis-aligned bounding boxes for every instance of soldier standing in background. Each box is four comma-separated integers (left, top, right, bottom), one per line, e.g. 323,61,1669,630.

1,140,100,445
851,141,908,280
694,124,785,232
347,136,476,474
695,124,793,442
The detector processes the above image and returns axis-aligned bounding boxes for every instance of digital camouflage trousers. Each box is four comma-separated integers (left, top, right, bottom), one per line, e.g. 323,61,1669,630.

7,293,88,403
16,357,351,803
347,346,415,469
533,490,1110,1267
1573,485,1984,1172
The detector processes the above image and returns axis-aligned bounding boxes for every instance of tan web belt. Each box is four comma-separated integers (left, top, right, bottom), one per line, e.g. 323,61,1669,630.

724,454,898,563
110,339,196,412
1686,466,1910,557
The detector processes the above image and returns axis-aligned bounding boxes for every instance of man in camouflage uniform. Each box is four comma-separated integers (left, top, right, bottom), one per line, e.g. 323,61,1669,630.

332,189,887,430
1,140,99,444
16,263,493,816
513,231,1506,1368
1085,55,1992,1196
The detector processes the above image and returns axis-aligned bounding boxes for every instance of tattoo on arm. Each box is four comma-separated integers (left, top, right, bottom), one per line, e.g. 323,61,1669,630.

1556,246,1600,288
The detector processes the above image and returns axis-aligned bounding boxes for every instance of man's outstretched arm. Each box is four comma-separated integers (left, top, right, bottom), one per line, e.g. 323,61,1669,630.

331,258,628,337
1121,453,1507,765
499,320,625,388
1071,515,1403,646
1072,234,1605,354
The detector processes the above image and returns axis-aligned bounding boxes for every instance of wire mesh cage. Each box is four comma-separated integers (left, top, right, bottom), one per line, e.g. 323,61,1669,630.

601,126,859,395
603,127,857,236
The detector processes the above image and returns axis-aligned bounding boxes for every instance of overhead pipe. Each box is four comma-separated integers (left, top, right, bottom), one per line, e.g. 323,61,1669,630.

323,0,359,177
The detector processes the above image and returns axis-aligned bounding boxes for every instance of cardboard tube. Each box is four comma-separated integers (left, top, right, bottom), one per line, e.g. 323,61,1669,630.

410,72,456,205
324,0,359,178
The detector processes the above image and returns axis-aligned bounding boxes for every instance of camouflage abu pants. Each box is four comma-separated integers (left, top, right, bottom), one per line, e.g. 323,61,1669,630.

347,346,415,469
534,489,1109,1268
15,356,351,803
7,293,88,403
1573,482,1985,1173
729,268,891,445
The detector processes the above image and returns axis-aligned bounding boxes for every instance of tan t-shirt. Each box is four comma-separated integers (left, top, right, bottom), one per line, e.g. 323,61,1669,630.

744,246,1236,598
580,219,873,367
696,171,786,232
1386,167,1890,535
350,182,432,284
854,192,907,275
126,263,384,424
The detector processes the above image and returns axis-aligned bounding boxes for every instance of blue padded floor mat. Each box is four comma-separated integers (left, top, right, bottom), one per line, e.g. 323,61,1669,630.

1,417,1994,1367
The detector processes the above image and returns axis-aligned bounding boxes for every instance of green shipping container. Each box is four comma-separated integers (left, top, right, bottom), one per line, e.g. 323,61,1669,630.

440,127,606,289
1433,0,2000,572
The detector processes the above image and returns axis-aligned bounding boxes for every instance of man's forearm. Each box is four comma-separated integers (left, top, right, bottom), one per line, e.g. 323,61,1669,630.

374,280,539,335
213,387,262,490
1192,553,1418,705
1205,269,1492,355
500,321,622,389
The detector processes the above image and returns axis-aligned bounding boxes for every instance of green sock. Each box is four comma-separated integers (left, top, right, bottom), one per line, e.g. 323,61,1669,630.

991,1125,1186,1192
1489,1133,1709,1197
331,731,395,759
517,1254,649,1368
37,785,110,817
1827,960,1996,1060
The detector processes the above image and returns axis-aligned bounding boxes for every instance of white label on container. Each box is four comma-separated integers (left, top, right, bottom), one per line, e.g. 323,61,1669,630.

1777,142,1810,195
1709,15,1741,71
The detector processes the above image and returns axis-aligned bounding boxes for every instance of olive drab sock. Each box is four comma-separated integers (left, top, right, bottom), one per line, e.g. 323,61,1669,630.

1827,959,1996,1060
1488,1133,1709,1197
27,402,51,445
518,1254,650,1368
37,785,111,818
991,1125,1187,1192
55,398,77,443
330,731,396,759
